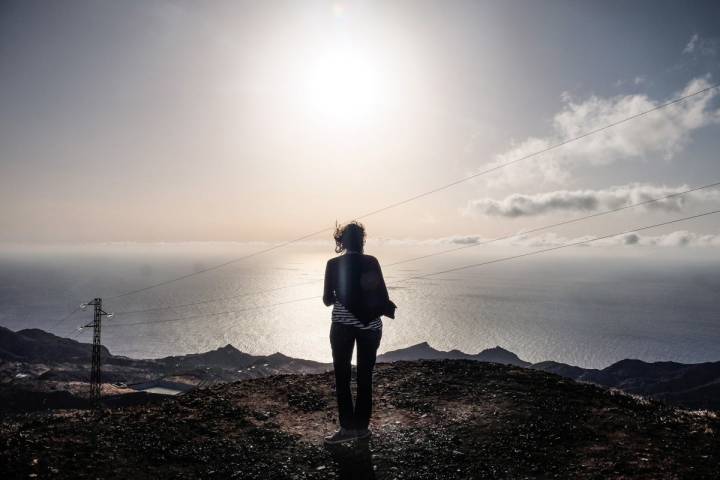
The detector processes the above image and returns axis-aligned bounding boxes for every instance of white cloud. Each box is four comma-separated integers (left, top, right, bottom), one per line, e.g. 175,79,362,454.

683,34,718,57
612,230,720,248
480,77,720,189
612,75,647,89
683,34,700,54
465,183,720,217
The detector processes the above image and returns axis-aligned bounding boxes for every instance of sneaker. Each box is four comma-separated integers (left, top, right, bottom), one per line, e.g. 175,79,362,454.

324,428,357,445
353,428,371,440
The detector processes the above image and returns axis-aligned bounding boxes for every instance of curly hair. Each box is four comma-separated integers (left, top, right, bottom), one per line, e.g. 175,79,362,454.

333,221,366,254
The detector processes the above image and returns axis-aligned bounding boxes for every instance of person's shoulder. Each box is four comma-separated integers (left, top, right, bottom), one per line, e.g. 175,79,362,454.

362,254,380,264
326,256,340,266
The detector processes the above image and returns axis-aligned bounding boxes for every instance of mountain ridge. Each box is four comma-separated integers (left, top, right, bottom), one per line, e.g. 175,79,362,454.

2,325,720,411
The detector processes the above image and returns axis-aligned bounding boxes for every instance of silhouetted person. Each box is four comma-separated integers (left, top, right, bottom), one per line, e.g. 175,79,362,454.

323,221,396,445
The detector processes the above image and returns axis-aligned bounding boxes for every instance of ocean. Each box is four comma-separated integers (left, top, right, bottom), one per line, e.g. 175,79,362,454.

1,242,719,369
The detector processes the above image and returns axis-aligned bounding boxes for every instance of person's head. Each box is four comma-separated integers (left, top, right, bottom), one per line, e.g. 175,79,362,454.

333,221,366,254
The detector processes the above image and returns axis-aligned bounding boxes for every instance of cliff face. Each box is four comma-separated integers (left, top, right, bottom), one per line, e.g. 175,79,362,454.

1,360,718,479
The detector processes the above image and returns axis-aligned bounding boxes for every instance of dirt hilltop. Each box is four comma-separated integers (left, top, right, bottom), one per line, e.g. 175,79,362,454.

1,359,718,479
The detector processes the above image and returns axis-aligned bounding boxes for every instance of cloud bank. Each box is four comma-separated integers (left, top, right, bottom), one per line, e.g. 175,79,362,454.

375,229,720,249
414,230,720,249
465,183,720,217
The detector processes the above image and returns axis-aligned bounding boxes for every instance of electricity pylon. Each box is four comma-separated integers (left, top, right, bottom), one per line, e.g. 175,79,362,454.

80,298,113,405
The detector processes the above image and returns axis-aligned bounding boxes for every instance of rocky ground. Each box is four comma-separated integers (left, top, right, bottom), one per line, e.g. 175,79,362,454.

1,360,718,479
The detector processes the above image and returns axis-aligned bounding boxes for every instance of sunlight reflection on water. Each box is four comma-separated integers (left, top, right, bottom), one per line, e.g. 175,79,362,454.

1,242,719,369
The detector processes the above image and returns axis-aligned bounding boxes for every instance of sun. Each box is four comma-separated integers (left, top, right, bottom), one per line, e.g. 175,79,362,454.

301,43,386,123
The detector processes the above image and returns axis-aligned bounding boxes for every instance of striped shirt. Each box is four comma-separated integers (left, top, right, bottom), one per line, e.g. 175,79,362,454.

332,300,383,331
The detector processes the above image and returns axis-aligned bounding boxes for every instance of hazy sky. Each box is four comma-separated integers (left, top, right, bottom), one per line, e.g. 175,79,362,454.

2,0,720,245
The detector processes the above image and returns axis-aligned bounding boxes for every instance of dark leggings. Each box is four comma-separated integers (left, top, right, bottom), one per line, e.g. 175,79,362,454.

330,322,382,430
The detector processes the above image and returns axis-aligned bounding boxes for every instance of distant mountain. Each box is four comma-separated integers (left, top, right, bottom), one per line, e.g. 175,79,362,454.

157,344,261,369
531,358,720,411
2,325,720,411
379,341,720,411
531,360,595,379
0,326,329,374
377,341,531,367
155,344,330,375
0,325,332,403
0,326,110,363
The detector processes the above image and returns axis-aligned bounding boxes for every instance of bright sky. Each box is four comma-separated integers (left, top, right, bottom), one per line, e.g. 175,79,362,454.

1,0,720,247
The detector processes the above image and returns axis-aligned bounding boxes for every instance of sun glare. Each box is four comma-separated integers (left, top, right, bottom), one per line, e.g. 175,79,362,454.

301,44,385,123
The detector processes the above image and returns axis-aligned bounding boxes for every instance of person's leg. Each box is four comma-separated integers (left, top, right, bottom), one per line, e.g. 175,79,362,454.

354,327,382,431
330,323,356,430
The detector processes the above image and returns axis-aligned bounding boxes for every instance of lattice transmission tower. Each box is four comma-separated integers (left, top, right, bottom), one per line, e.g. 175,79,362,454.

80,298,113,405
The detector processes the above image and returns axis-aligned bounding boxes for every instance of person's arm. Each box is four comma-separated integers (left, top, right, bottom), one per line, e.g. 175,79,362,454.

323,260,335,306
373,257,390,303
374,257,396,318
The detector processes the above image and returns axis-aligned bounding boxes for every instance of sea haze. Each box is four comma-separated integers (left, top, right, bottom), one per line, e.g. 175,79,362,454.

0,242,719,369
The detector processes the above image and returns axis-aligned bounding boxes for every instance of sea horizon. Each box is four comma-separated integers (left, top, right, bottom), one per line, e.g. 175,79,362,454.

2,241,719,370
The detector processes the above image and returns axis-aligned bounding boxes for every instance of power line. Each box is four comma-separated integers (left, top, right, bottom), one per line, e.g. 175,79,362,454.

106,228,332,301
102,295,319,329
110,180,720,317
86,209,720,331
103,81,720,303
46,305,83,331
16,302,83,331
113,279,319,316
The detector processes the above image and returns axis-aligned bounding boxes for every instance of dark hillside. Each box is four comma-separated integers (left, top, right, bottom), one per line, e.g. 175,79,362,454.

1,360,718,479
